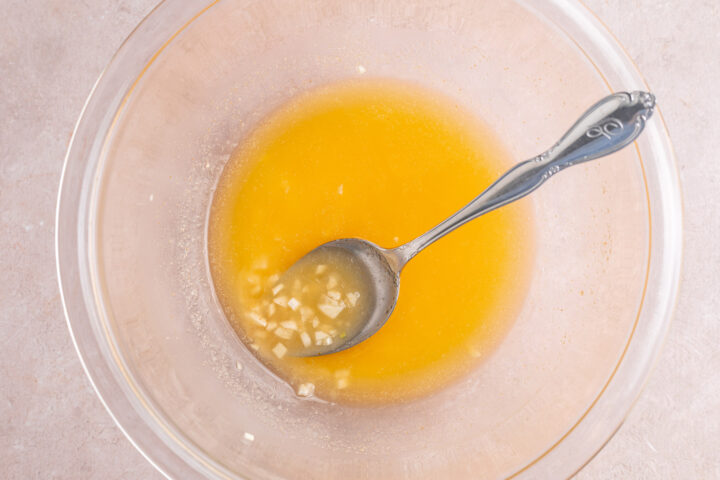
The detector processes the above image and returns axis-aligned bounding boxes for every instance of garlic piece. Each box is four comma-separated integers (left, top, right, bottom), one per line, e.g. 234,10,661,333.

314,331,332,346
280,320,298,331
287,297,301,311
296,383,315,397
252,257,268,270
318,299,345,319
272,342,287,358
274,327,293,340
346,291,360,307
247,311,267,327
273,295,288,307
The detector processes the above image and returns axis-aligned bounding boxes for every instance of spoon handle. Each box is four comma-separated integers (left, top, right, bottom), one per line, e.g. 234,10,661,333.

390,91,656,269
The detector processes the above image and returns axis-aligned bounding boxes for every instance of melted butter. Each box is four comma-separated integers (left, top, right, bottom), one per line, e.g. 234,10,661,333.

208,79,534,404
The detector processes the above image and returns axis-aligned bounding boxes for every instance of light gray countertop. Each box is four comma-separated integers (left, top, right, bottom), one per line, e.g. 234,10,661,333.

2,0,718,478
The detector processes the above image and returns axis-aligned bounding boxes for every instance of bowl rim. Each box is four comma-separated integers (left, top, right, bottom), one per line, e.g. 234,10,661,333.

56,0,683,478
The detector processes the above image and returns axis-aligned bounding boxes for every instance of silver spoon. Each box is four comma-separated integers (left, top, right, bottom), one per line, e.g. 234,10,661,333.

295,91,655,356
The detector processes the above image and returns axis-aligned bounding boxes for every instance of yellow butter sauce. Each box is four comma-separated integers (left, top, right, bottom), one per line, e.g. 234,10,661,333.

208,79,534,404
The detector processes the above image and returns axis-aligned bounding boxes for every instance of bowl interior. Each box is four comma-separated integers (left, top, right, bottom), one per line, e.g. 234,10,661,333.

63,1,677,478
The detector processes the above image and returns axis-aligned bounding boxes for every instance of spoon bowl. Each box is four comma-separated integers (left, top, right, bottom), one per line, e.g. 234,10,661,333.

289,239,399,356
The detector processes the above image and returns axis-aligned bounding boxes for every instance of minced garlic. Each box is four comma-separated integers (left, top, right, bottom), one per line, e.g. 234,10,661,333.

237,253,368,360
272,342,287,358
233,248,372,397
296,382,315,397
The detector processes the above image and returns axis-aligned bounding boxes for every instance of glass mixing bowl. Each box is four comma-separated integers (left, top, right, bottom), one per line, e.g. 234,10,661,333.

56,0,682,478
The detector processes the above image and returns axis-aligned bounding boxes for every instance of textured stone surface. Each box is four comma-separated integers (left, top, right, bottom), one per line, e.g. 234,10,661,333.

0,0,718,478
